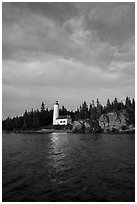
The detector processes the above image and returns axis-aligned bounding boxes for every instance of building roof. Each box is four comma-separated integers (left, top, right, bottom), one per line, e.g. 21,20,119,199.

56,115,69,119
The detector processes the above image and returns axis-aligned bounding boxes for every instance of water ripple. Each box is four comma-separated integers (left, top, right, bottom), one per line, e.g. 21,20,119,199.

3,133,135,202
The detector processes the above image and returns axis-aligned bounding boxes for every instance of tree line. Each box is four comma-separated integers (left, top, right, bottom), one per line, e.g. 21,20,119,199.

2,97,135,131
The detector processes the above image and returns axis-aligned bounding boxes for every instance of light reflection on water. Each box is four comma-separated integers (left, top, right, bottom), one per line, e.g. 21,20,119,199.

49,133,68,160
48,133,69,185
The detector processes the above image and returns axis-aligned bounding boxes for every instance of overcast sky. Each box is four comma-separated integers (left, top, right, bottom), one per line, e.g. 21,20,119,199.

2,2,135,118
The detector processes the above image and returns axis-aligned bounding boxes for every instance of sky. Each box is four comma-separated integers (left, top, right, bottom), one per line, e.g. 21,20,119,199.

2,2,135,119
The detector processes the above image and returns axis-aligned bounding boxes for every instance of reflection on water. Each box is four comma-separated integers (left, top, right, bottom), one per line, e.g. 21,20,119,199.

3,133,135,202
50,133,68,163
48,133,68,184
50,133,67,155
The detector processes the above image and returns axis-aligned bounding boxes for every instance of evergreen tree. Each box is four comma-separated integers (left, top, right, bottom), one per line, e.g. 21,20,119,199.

106,99,111,112
23,110,29,130
90,106,97,121
75,108,80,121
4,117,13,131
41,102,45,112
96,99,102,118
113,97,118,111
80,101,89,119
60,105,67,115
89,103,92,112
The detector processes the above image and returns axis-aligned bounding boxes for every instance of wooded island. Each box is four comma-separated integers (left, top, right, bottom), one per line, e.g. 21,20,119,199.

2,97,135,133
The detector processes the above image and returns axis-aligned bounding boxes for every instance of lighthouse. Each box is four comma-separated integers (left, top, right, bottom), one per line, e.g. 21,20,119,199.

53,101,59,125
53,101,72,125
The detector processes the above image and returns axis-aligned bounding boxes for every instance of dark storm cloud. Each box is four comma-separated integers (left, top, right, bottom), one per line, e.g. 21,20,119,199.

2,2,135,118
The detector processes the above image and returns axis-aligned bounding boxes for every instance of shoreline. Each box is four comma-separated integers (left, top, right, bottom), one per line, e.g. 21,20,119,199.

2,128,135,134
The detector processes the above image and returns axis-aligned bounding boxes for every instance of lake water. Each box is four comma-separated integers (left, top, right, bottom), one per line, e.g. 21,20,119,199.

2,133,135,202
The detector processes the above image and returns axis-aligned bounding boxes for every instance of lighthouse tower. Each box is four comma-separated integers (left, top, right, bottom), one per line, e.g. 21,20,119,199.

53,101,59,125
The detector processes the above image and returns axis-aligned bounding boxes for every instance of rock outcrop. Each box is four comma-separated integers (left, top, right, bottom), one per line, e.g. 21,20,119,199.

71,119,101,133
99,110,129,132
72,120,85,133
71,110,132,133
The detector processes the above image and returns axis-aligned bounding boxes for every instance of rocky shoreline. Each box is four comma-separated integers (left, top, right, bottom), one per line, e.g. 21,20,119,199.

71,110,135,134
3,127,135,135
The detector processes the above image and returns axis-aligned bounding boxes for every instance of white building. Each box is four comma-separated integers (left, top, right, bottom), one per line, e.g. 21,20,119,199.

53,101,72,125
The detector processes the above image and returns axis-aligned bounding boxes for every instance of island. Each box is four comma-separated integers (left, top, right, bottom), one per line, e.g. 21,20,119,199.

2,97,135,134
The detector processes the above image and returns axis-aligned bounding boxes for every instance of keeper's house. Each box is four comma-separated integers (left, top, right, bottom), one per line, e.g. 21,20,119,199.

56,115,72,125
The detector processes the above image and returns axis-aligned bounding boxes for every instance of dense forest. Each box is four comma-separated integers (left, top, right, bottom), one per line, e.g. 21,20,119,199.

2,97,135,131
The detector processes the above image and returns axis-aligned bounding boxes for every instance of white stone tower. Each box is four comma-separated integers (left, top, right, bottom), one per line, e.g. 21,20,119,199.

53,101,59,125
